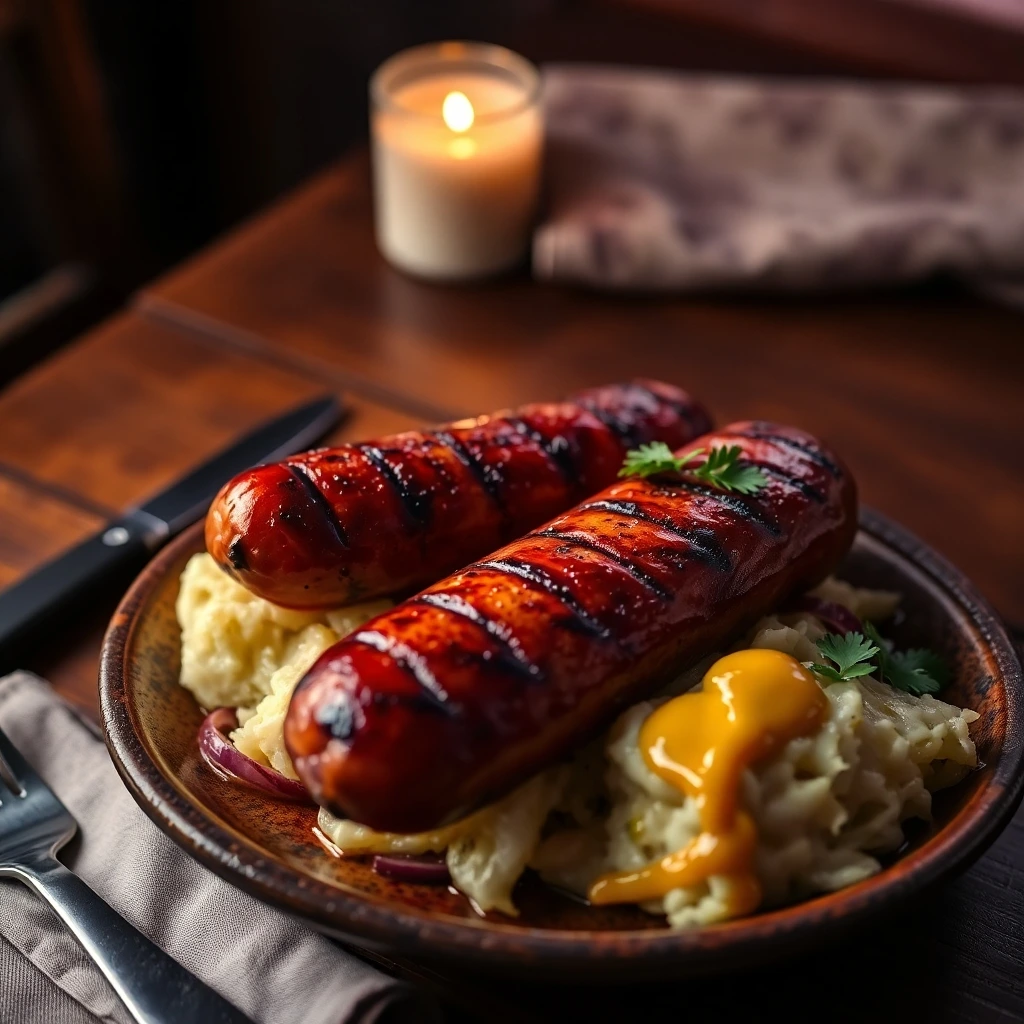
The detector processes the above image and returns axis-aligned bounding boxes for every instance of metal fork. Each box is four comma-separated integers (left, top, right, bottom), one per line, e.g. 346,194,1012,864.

0,725,250,1024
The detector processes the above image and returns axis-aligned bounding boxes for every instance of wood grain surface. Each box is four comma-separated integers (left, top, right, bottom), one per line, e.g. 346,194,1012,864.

0,475,101,588
0,309,423,702
0,150,1021,1022
0,311,422,512
140,156,1024,625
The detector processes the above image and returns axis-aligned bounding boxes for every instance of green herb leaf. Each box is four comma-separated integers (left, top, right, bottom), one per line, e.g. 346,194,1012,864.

811,626,884,684
618,442,768,494
617,442,702,479
836,661,878,679
862,622,889,657
691,445,770,494
817,631,879,676
883,657,943,696
811,631,879,684
863,622,950,696
808,662,843,683
895,648,950,687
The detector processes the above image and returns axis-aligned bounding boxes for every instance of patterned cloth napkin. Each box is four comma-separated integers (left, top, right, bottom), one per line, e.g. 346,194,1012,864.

0,672,436,1024
534,65,1024,299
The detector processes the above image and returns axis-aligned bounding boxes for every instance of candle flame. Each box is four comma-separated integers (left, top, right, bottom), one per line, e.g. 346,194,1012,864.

442,91,474,133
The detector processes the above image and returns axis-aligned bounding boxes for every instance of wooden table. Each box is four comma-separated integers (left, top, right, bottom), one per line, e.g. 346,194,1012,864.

1,151,1022,1022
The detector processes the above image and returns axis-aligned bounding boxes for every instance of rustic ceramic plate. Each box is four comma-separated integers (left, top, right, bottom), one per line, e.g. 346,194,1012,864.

100,510,1023,979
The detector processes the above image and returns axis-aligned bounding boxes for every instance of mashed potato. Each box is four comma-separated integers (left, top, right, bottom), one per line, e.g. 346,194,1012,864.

178,557,977,927
536,614,978,928
176,553,390,777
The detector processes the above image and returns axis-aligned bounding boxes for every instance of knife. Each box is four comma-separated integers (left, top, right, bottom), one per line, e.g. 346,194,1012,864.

0,396,343,664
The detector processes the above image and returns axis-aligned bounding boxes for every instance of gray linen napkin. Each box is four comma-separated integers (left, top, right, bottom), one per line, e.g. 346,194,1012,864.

0,672,436,1024
534,66,1024,294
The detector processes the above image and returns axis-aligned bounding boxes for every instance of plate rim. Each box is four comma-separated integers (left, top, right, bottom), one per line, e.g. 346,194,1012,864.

99,507,1024,973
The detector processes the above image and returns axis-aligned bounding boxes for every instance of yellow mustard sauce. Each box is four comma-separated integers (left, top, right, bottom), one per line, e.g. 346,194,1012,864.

589,648,828,917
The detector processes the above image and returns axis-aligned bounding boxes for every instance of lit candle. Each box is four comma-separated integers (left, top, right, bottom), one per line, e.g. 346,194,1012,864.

370,42,543,280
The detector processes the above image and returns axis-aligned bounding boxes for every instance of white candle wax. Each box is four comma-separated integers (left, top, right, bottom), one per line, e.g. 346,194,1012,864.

371,47,542,280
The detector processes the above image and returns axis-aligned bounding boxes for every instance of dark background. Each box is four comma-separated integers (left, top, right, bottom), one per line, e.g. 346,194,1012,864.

1,0,1022,382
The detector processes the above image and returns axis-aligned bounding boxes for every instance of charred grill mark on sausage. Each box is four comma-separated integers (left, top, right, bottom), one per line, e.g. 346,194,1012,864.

285,464,349,548
741,461,825,502
358,444,433,527
535,528,674,600
575,398,644,447
314,692,356,739
503,416,580,483
431,430,506,510
473,558,614,640
312,686,455,745
351,630,459,715
653,479,780,535
413,592,545,682
578,499,732,572
740,428,842,478
226,537,248,571
629,381,705,434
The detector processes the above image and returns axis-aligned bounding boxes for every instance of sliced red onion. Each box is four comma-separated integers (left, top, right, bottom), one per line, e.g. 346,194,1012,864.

372,854,451,885
792,596,864,637
198,708,313,803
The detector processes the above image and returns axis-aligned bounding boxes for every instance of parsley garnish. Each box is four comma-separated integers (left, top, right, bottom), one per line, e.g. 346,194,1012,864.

618,442,768,494
697,446,769,495
810,631,880,683
619,442,690,479
863,622,950,696
810,623,951,695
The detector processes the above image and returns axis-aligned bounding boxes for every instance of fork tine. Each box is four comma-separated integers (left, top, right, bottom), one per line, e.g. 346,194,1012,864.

0,725,30,797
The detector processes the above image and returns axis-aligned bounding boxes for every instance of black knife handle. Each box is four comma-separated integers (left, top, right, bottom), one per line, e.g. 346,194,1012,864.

0,510,168,667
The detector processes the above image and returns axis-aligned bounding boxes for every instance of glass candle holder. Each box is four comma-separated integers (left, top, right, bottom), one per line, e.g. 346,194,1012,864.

370,41,543,281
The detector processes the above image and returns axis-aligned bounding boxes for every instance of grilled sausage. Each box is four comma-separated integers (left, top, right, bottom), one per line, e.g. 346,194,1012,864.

206,380,710,608
285,422,858,833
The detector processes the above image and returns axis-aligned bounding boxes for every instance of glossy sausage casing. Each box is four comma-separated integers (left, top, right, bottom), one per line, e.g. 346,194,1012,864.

285,422,858,833
206,380,710,608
